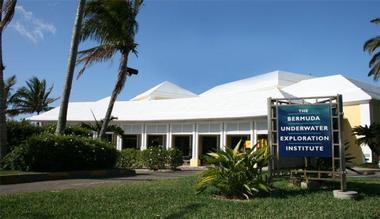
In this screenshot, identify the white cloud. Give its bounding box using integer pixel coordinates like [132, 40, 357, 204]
[10, 6, 56, 43]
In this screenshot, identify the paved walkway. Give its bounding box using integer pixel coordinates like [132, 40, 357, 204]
[0, 169, 201, 195]
[1, 166, 378, 195]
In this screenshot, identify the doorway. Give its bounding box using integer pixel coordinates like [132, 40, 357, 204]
[147, 135, 166, 148]
[226, 135, 250, 149]
[122, 134, 140, 149]
[172, 135, 192, 160]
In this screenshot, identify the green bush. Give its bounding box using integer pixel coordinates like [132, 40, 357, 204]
[6, 121, 92, 154]
[117, 149, 143, 169]
[166, 148, 183, 170]
[6, 121, 43, 152]
[117, 147, 183, 170]
[195, 142, 270, 199]
[41, 124, 92, 137]
[142, 146, 167, 170]
[1, 134, 119, 172]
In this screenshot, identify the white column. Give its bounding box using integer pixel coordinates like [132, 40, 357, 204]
[141, 124, 147, 150]
[116, 135, 122, 151]
[166, 123, 172, 150]
[190, 123, 200, 166]
[360, 103, 373, 163]
[251, 120, 256, 149]
[221, 122, 226, 151]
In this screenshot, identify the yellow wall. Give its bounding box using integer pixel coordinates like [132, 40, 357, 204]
[343, 105, 361, 127]
[342, 105, 364, 165]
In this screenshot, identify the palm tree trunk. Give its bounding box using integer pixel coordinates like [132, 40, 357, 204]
[0, 28, 6, 159]
[0, 0, 17, 159]
[56, 0, 86, 135]
[98, 53, 129, 139]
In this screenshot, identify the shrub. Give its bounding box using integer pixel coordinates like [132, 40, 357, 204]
[6, 121, 43, 152]
[6, 121, 92, 154]
[142, 146, 167, 170]
[41, 124, 92, 137]
[166, 148, 183, 170]
[1, 134, 119, 172]
[117, 148, 143, 169]
[195, 141, 270, 199]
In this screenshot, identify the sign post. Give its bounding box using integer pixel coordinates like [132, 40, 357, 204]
[267, 95, 355, 198]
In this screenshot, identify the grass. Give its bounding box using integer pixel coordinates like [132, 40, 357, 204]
[359, 163, 379, 169]
[0, 170, 32, 176]
[0, 176, 379, 218]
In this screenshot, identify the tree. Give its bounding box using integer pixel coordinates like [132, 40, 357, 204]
[80, 112, 124, 139]
[4, 74, 18, 116]
[77, 0, 142, 139]
[12, 77, 58, 115]
[4, 74, 15, 106]
[0, 0, 17, 159]
[363, 18, 380, 81]
[55, 0, 86, 135]
[353, 123, 380, 163]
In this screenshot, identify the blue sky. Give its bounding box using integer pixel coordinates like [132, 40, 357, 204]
[4, 0, 380, 106]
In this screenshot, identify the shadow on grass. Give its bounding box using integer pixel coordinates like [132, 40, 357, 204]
[164, 203, 204, 219]
[347, 181, 380, 198]
[270, 178, 380, 199]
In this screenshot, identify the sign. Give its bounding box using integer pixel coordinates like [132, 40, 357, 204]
[278, 104, 332, 157]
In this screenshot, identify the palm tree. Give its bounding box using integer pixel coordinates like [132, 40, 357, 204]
[4, 74, 18, 116]
[0, 0, 17, 159]
[77, 0, 142, 139]
[12, 77, 59, 115]
[80, 112, 124, 139]
[353, 123, 380, 163]
[56, 0, 86, 135]
[363, 18, 380, 81]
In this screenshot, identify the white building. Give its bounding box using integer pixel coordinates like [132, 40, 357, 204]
[29, 70, 380, 166]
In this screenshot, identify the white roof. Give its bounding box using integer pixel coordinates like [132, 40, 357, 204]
[130, 81, 197, 101]
[29, 70, 380, 122]
[201, 70, 313, 96]
[282, 74, 380, 103]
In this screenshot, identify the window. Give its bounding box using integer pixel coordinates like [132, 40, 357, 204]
[122, 135, 140, 149]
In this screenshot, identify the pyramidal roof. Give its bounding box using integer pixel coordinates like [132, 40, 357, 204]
[130, 81, 197, 101]
[282, 74, 380, 102]
[200, 70, 313, 96]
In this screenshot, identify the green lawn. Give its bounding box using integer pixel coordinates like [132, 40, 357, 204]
[0, 176, 379, 218]
[0, 170, 30, 176]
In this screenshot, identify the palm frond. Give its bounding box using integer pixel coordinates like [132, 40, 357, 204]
[371, 18, 380, 24]
[369, 51, 380, 68]
[363, 36, 380, 54]
[12, 77, 57, 115]
[368, 61, 380, 81]
[76, 44, 117, 78]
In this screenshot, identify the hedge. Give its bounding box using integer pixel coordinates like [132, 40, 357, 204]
[117, 148, 144, 169]
[1, 134, 119, 172]
[117, 147, 183, 170]
[6, 121, 92, 154]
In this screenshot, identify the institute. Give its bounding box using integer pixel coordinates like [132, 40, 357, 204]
[29, 70, 380, 166]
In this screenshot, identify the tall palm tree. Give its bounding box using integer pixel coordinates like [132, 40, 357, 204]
[56, 0, 86, 135]
[353, 123, 380, 163]
[77, 0, 142, 139]
[363, 18, 380, 81]
[0, 0, 17, 159]
[12, 77, 59, 115]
